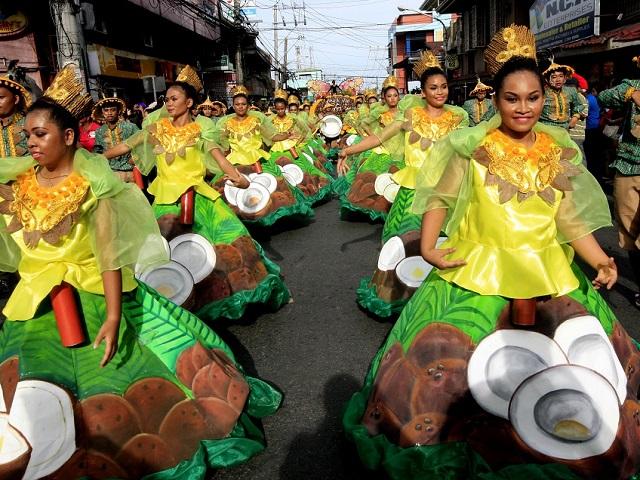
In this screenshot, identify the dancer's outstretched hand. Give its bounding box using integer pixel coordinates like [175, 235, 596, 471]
[94, 317, 120, 368]
[593, 257, 617, 290]
[422, 247, 467, 270]
[337, 153, 351, 177]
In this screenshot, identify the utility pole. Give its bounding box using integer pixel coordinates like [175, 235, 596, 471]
[52, 0, 88, 87]
[234, 0, 244, 85]
[273, 5, 280, 88]
[283, 37, 288, 88]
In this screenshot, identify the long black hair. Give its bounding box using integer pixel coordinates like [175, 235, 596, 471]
[493, 57, 545, 96]
[27, 98, 80, 144]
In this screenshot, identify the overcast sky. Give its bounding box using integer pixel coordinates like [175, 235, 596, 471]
[248, 0, 424, 88]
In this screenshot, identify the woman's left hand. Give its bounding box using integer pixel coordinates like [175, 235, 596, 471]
[94, 317, 120, 367]
[593, 257, 617, 290]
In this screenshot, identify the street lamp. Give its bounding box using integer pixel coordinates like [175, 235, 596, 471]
[397, 6, 448, 75]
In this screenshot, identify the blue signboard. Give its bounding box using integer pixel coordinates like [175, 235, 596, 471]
[529, 0, 600, 49]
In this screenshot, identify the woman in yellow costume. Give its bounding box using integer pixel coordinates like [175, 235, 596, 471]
[334, 76, 405, 222]
[213, 85, 313, 227]
[344, 25, 640, 480]
[267, 88, 332, 204]
[105, 67, 290, 321]
[0, 65, 282, 479]
[339, 50, 469, 317]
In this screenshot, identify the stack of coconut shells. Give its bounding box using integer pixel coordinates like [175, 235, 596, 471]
[213, 166, 297, 220]
[346, 171, 400, 214]
[0, 343, 249, 479]
[370, 232, 446, 303]
[274, 156, 329, 200]
[141, 216, 268, 310]
[362, 297, 640, 478]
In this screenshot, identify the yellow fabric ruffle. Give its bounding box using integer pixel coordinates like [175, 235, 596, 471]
[228, 134, 269, 166]
[436, 160, 579, 298]
[272, 138, 298, 152]
[148, 147, 220, 204]
[3, 191, 136, 321]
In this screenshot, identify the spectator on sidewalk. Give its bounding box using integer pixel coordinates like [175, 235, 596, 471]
[598, 56, 640, 307]
[584, 84, 605, 183]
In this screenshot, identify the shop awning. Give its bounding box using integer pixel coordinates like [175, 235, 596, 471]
[563, 22, 640, 49]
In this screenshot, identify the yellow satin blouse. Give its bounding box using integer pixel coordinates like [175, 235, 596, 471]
[226, 115, 269, 166]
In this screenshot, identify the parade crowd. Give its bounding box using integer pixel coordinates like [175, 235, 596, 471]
[0, 21, 640, 480]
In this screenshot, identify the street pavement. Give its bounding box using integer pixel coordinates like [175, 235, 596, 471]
[214, 197, 640, 480]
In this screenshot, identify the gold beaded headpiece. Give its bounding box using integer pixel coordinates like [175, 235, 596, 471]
[485, 25, 537, 76]
[91, 93, 127, 122]
[0, 76, 31, 111]
[413, 50, 443, 78]
[175, 65, 203, 92]
[274, 88, 288, 101]
[42, 64, 93, 119]
[469, 77, 493, 96]
[381, 75, 399, 92]
[231, 85, 250, 98]
[287, 94, 300, 106]
[197, 96, 215, 109]
[542, 57, 575, 78]
[364, 88, 378, 101]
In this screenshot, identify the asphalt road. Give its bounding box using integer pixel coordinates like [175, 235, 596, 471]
[214, 196, 640, 480]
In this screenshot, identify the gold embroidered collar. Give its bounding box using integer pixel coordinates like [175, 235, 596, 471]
[473, 129, 580, 205]
[0, 168, 90, 248]
[404, 108, 461, 151]
[148, 118, 201, 165]
[227, 115, 260, 137]
[380, 110, 396, 127]
[272, 115, 294, 132]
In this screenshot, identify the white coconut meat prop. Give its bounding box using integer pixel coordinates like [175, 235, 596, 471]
[377, 236, 405, 272]
[0, 413, 31, 480]
[554, 315, 627, 404]
[383, 183, 400, 203]
[236, 183, 272, 217]
[281, 164, 304, 186]
[396, 257, 433, 289]
[249, 173, 278, 194]
[302, 151, 315, 165]
[9, 380, 75, 480]
[468, 330, 568, 419]
[374, 174, 394, 197]
[138, 260, 195, 307]
[509, 365, 620, 460]
[169, 234, 216, 284]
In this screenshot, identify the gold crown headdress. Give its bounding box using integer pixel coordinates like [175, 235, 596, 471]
[469, 76, 493, 96]
[485, 24, 537, 76]
[0, 76, 31, 111]
[413, 50, 443, 78]
[231, 85, 249, 98]
[274, 88, 288, 101]
[287, 94, 300, 106]
[43, 64, 93, 119]
[542, 56, 575, 77]
[197, 96, 215, 109]
[175, 65, 203, 92]
[91, 92, 127, 122]
[382, 75, 399, 92]
[364, 88, 378, 101]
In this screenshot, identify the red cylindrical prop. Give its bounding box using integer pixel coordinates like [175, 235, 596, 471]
[289, 146, 299, 159]
[180, 188, 195, 225]
[511, 298, 537, 326]
[50, 282, 86, 347]
[253, 162, 263, 174]
[133, 167, 144, 189]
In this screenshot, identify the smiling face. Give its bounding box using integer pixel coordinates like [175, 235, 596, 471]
[200, 105, 213, 117]
[24, 109, 76, 168]
[495, 70, 544, 136]
[422, 73, 448, 108]
[165, 86, 193, 118]
[0, 86, 19, 118]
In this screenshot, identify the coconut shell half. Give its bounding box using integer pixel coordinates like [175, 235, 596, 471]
[0, 412, 31, 480]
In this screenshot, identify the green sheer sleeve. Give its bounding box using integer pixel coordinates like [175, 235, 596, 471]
[292, 113, 312, 139]
[253, 111, 276, 147]
[195, 116, 223, 177]
[75, 149, 169, 273]
[396, 94, 426, 121]
[212, 114, 232, 151]
[0, 215, 21, 272]
[124, 128, 156, 175]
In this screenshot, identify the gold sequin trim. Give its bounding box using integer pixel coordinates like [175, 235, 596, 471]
[148, 118, 201, 164]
